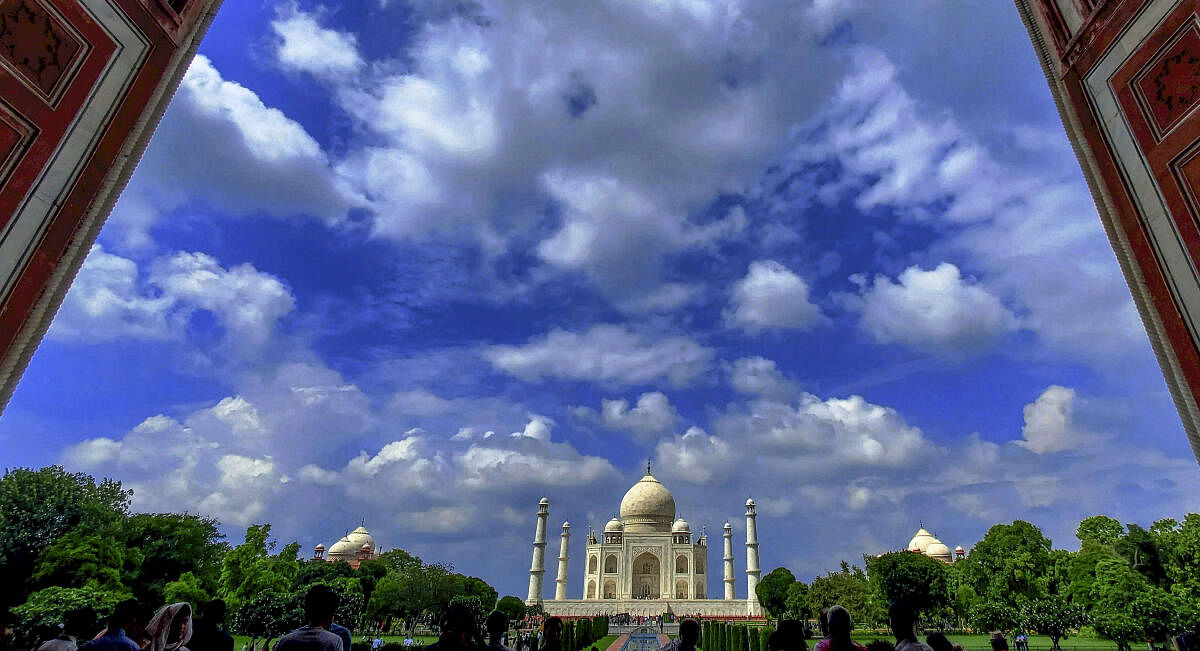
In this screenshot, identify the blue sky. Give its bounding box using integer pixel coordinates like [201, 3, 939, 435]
[3, 0, 1200, 597]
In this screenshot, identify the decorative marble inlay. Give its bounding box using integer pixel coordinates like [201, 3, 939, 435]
[0, 0, 84, 99]
[1137, 27, 1200, 134]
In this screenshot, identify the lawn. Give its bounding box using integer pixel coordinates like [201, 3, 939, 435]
[848, 632, 1117, 651]
[591, 634, 620, 651]
[233, 634, 441, 651]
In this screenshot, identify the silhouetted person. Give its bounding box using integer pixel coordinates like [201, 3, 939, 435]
[770, 621, 808, 651]
[275, 585, 343, 651]
[660, 619, 700, 651]
[89, 600, 144, 651]
[815, 607, 865, 651]
[540, 618, 563, 651]
[427, 603, 481, 651]
[328, 623, 352, 651]
[485, 611, 511, 651]
[924, 634, 951, 651]
[189, 600, 234, 651]
[887, 602, 931, 651]
[39, 608, 97, 651]
[864, 642, 894, 651]
[988, 634, 1007, 651]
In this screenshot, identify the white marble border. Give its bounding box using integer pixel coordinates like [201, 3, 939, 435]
[1084, 0, 1200, 347]
[0, 0, 151, 296]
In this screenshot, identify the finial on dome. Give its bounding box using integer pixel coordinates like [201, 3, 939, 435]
[647, 458, 652, 475]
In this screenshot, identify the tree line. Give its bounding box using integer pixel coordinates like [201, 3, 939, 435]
[0, 467, 505, 649]
[754, 517, 1200, 650]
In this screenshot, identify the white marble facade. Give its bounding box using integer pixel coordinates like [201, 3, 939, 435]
[527, 468, 763, 617]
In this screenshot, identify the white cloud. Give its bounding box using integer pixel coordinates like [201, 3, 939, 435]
[654, 426, 733, 484]
[1017, 385, 1087, 454]
[852, 262, 1018, 354]
[108, 55, 360, 249]
[51, 246, 294, 356]
[724, 260, 824, 333]
[271, 6, 364, 80]
[726, 356, 797, 401]
[482, 325, 714, 387]
[578, 392, 678, 441]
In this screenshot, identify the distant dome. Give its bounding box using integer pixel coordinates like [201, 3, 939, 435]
[672, 518, 691, 533]
[620, 472, 676, 533]
[926, 542, 953, 563]
[723, 522, 732, 529]
[539, 497, 549, 505]
[328, 525, 375, 559]
[954, 545, 965, 553]
[604, 517, 624, 533]
[908, 528, 937, 553]
[746, 498, 756, 507]
[314, 544, 325, 551]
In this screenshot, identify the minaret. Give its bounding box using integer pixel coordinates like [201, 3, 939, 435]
[555, 521, 570, 600]
[526, 497, 549, 605]
[745, 498, 761, 614]
[723, 521, 735, 600]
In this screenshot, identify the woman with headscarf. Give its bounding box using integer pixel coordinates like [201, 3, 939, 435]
[144, 604, 192, 651]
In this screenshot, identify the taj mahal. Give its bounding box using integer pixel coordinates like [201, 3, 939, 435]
[525, 466, 764, 618]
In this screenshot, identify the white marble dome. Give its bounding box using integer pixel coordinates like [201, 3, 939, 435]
[619, 472, 676, 533]
[672, 518, 691, 533]
[604, 517, 624, 532]
[926, 542, 953, 562]
[908, 527, 937, 553]
[328, 525, 375, 558]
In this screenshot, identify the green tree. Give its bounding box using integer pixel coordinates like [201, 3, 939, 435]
[757, 568, 797, 619]
[867, 552, 950, 616]
[12, 586, 127, 649]
[231, 590, 303, 645]
[0, 466, 131, 610]
[968, 602, 1019, 635]
[163, 571, 211, 606]
[457, 576, 499, 613]
[1115, 525, 1168, 588]
[956, 521, 1052, 610]
[219, 525, 295, 611]
[119, 513, 225, 604]
[1019, 596, 1088, 650]
[809, 562, 880, 627]
[1130, 588, 1186, 645]
[30, 527, 126, 592]
[1076, 516, 1125, 546]
[1093, 611, 1141, 651]
[784, 581, 809, 620]
[495, 596, 526, 625]
[1149, 514, 1200, 602]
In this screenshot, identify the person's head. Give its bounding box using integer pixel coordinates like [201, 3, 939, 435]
[926, 633, 952, 651]
[63, 607, 97, 639]
[304, 585, 340, 628]
[543, 618, 562, 645]
[485, 611, 507, 642]
[888, 601, 918, 643]
[679, 619, 700, 648]
[988, 634, 1008, 651]
[167, 604, 191, 646]
[826, 607, 851, 640]
[770, 621, 807, 651]
[440, 602, 479, 649]
[201, 600, 227, 626]
[109, 599, 143, 632]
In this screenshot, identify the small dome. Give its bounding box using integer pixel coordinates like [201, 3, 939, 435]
[723, 521, 732, 529]
[604, 517, 624, 532]
[746, 498, 756, 507]
[672, 518, 691, 533]
[619, 472, 676, 533]
[539, 497, 550, 505]
[954, 545, 965, 553]
[907, 528, 937, 554]
[926, 542, 953, 562]
[314, 543, 326, 551]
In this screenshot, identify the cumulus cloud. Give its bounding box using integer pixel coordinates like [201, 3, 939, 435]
[50, 246, 294, 355]
[724, 261, 824, 333]
[851, 263, 1018, 354]
[654, 427, 733, 484]
[271, 5, 364, 80]
[482, 325, 714, 387]
[1017, 385, 1088, 454]
[726, 356, 797, 401]
[107, 55, 359, 249]
[796, 47, 1144, 364]
[575, 392, 678, 441]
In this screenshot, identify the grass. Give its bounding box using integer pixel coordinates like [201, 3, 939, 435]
[233, 634, 441, 650]
[847, 632, 1117, 651]
[591, 634, 620, 650]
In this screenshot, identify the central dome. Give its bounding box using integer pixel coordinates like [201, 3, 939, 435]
[619, 472, 676, 533]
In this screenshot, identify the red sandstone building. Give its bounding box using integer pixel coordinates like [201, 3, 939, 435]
[1019, 0, 1200, 462]
[0, 0, 222, 407]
